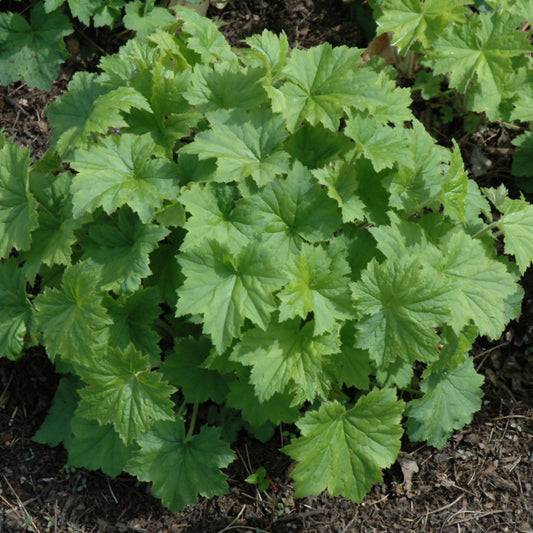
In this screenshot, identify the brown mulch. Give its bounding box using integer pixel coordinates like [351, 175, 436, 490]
[1, 1, 533, 532]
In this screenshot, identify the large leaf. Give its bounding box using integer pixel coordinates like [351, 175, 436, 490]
[175, 5, 235, 63]
[69, 416, 137, 477]
[269, 43, 364, 132]
[0, 141, 38, 258]
[283, 389, 404, 502]
[176, 240, 285, 353]
[184, 62, 268, 112]
[34, 263, 112, 363]
[20, 171, 88, 282]
[344, 111, 413, 172]
[180, 108, 290, 187]
[82, 207, 169, 294]
[180, 182, 256, 254]
[126, 418, 235, 512]
[434, 230, 520, 338]
[406, 357, 484, 449]
[102, 288, 162, 363]
[240, 162, 342, 261]
[70, 134, 179, 223]
[483, 186, 533, 274]
[230, 318, 340, 404]
[76, 345, 176, 443]
[0, 3, 72, 89]
[430, 13, 532, 117]
[377, 0, 467, 53]
[352, 256, 452, 368]
[47, 72, 149, 157]
[278, 243, 353, 335]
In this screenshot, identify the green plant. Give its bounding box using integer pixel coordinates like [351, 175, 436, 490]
[2, 4, 533, 513]
[245, 467, 272, 492]
[352, 0, 533, 188]
[0, 0, 178, 90]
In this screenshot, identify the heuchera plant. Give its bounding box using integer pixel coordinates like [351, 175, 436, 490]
[2, 5, 533, 512]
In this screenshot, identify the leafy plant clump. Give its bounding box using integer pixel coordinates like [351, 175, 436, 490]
[2, 5, 533, 512]
[349, 0, 533, 189]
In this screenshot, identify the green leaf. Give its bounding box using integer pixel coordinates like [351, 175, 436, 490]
[230, 319, 339, 404]
[123, 0, 176, 37]
[430, 13, 532, 117]
[269, 43, 364, 132]
[283, 389, 404, 502]
[226, 379, 300, 429]
[34, 263, 112, 363]
[278, 243, 353, 335]
[325, 321, 371, 390]
[0, 141, 38, 257]
[180, 182, 255, 254]
[69, 416, 137, 477]
[126, 418, 235, 512]
[175, 5, 235, 64]
[185, 63, 268, 112]
[70, 134, 179, 223]
[19, 171, 87, 282]
[484, 187, 533, 274]
[46, 72, 150, 157]
[386, 120, 450, 215]
[176, 240, 285, 353]
[243, 29, 289, 80]
[240, 162, 342, 261]
[406, 357, 484, 449]
[352, 256, 452, 368]
[312, 162, 366, 223]
[161, 336, 231, 404]
[0, 4, 72, 89]
[433, 230, 519, 338]
[33, 374, 81, 449]
[180, 108, 290, 187]
[344, 111, 413, 172]
[351, 69, 414, 125]
[440, 140, 469, 223]
[82, 207, 169, 294]
[76, 345, 176, 443]
[377, 0, 467, 53]
[284, 123, 352, 169]
[103, 288, 162, 363]
[0, 259, 33, 360]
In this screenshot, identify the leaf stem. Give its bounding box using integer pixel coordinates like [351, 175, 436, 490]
[185, 402, 199, 441]
[471, 220, 499, 240]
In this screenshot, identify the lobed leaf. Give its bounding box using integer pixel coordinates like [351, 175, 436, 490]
[284, 389, 404, 502]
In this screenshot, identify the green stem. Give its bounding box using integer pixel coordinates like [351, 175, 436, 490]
[471, 220, 499, 240]
[185, 402, 199, 442]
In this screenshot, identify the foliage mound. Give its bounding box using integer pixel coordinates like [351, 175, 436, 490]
[1, 2, 533, 512]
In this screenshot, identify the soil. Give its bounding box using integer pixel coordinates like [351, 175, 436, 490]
[1, 1, 533, 532]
